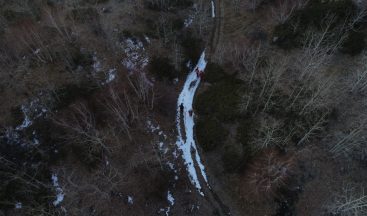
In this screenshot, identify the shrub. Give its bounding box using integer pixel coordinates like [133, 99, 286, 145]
[222, 143, 244, 172]
[0, 130, 53, 210]
[195, 78, 244, 122]
[3, 10, 32, 24]
[195, 117, 228, 151]
[148, 56, 178, 80]
[10, 106, 24, 127]
[237, 117, 256, 147]
[205, 63, 227, 83]
[71, 48, 93, 69]
[272, 23, 302, 49]
[272, 0, 358, 49]
[82, 0, 110, 4]
[340, 31, 366, 56]
[70, 142, 101, 168]
[172, 18, 184, 31]
[247, 151, 295, 198]
[53, 83, 97, 109]
[69, 7, 100, 24]
[180, 33, 204, 62]
[145, 0, 193, 11]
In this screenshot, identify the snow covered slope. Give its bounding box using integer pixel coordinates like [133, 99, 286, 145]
[176, 52, 209, 196]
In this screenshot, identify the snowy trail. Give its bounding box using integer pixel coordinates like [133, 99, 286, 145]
[176, 52, 209, 195]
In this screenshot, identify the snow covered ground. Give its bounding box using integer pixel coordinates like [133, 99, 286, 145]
[51, 174, 64, 206]
[92, 54, 118, 85]
[16, 97, 48, 131]
[211, 1, 215, 18]
[176, 52, 209, 196]
[121, 38, 149, 72]
[146, 119, 179, 215]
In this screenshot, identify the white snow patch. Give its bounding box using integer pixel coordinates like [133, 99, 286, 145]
[211, 1, 215, 18]
[33, 48, 41, 55]
[121, 38, 149, 71]
[144, 36, 151, 44]
[16, 98, 49, 131]
[92, 55, 103, 73]
[92, 54, 118, 85]
[167, 191, 175, 206]
[167, 162, 175, 171]
[173, 78, 179, 84]
[184, 15, 194, 27]
[16, 105, 32, 130]
[176, 51, 209, 196]
[104, 68, 117, 84]
[127, 196, 134, 205]
[51, 174, 64, 206]
[161, 191, 175, 216]
[15, 202, 22, 209]
[32, 134, 40, 145]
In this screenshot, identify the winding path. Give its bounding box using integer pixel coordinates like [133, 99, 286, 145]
[174, 1, 230, 215]
[176, 52, 208, 195]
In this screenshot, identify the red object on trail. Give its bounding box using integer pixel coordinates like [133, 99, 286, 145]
[195, 68, 199, 77]
[199, 71, 204, 79]
[189, 110, 193, 117]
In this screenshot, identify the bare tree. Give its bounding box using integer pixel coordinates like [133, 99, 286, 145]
[287, 14, 346, 112]
[330, 117, 367, 157]
[245, 0, 265, 12]
[325, 184, 367, 216]
[193, 0, 211, 37]
[44, 8, 74, 43]
[238, 43, 264, 85]
[247, 151, 295, 197]
[127, 73, 154, 109]
[104, 86, 138, 141]
[298, 74, 335, 115]
[251, 117, 282, 151]
[54, 103, 110, 158]
[271, 0, 309, 24]
[61, 165, 127, 215]
[296, 112, 328, 145]
[351, 52, 367, 93]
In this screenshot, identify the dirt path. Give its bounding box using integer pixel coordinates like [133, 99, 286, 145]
[208, 0, 223, 59]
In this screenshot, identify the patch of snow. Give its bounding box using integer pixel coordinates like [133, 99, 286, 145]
[167, 162, 175, 171]
[104, 68, 117, 84]
[15, 202, 22, 209]
[144, 36, 151, 44]
[176, 51, 209, 196]
[186, 60, 192, 69]
[51, 174, 64, 206]
[161, 191, 175, 216]
[173, 78, 179, 84]
[33, 48, 41, 55]
[16, 105, 32, 130]
[16, 97, 49, 131]
[146, 120, 160, 133]
[32, 136, 40, 145]
[121, 38, 149, 71]
[167, 191, 174, 206]
[92, 55, 103, 73]
[211, 1, 215, 18]
[92, 54, 118, 85]
[127, 196, 134, 205]
[184, 15, 194, 27]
